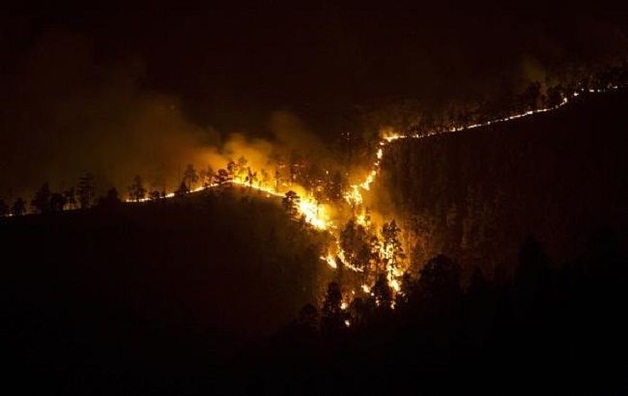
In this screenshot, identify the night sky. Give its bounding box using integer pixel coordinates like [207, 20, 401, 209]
[1, 1, 626, 197]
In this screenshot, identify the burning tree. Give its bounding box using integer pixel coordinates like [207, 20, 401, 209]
[237, 156, 248, 181]
[245, 167, 258, 189]
[340, 218, 373, 274]
[289, 150, 304, 184]
[213, 168, 232, 189]
[199, 165, 214, 189]
[226, 157, 248, 182]
[381, 220, 405, 288]
[325, 171, 344, 203]
[260, 169, 270, 189]
[182, 164, 199, 191]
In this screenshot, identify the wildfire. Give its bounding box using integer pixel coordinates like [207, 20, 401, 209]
[344, 185, 363, 207]
[355, 213, 368, 227]
[326, 85, 615, 302]
[297, 199, 330, 229]
[228, 178, 332, 230]
[119, 85, 621, 307]
[321, 253, 338, 269]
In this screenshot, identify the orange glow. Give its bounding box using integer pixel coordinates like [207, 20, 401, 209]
[321, 254, 337, 269]
[117, 85, 618, 307]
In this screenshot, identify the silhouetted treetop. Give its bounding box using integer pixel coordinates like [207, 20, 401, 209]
[30, 182, 52, 214]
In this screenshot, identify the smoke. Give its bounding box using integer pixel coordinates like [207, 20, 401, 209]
[0, 28, 339, 203]
[0, 28, 221, 200]
[269, 110, 328, 155]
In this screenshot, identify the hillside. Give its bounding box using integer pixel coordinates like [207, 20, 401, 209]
[1, 189, 331, 393]
[2, 90, 627, 395]
[380, 89, 628, 280]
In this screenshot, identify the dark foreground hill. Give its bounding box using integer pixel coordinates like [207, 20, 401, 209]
[380, 89, 628, 280]
[1, 190, 331, 394]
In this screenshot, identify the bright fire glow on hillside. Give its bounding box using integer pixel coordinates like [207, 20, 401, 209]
[111, 85, 624, 308]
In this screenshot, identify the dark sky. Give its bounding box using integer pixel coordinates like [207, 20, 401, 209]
[1, 0, 626, 198]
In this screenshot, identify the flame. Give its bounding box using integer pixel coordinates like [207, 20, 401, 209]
[297, 199, 329, 229]
[228, 178, 332, 230]
[117, 85, 622, 306]
[389, 278, 401, 293]
[344, 185, 363, 207]
[334, 86, 612, 297]
[321, 254, 337, 269]
[355, 213, 368, 227]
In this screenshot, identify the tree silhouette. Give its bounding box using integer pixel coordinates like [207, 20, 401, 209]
[77, 173, 95, 209]
[31, 182, 52, 214]
[381, 220, 405, 278]
[245, 167, 258, 189]
[175, 180, 189, 196]
[148, 190, 161, 200]
[260, 169, 270, 188]
[348, 297, 370, 329]
[340, 218, 372, 273]
[236, 156, 248, 181]
[199, 165, 214, 189]
[226, 159, 238, 181]
[367, 234, 383, 277]
[213, 168, 232, 189]
[326, 170, 343, 202]
[182, 164, 199, 191]
[321, 282, 345, 337]
[546, 84, 564, 108]
[49, 192, 66, 212]
[63, 188, 77, 210]
[518, 81, 542, 111]
[416, 254, 462, 311]
[128, 175, 147, 201]
[371, 274, 393, 309]
[289, 150, 303, 184]
[98, 187, 121, 208]
[282, 190, 300, 218]
[11, 197, 26, 216]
